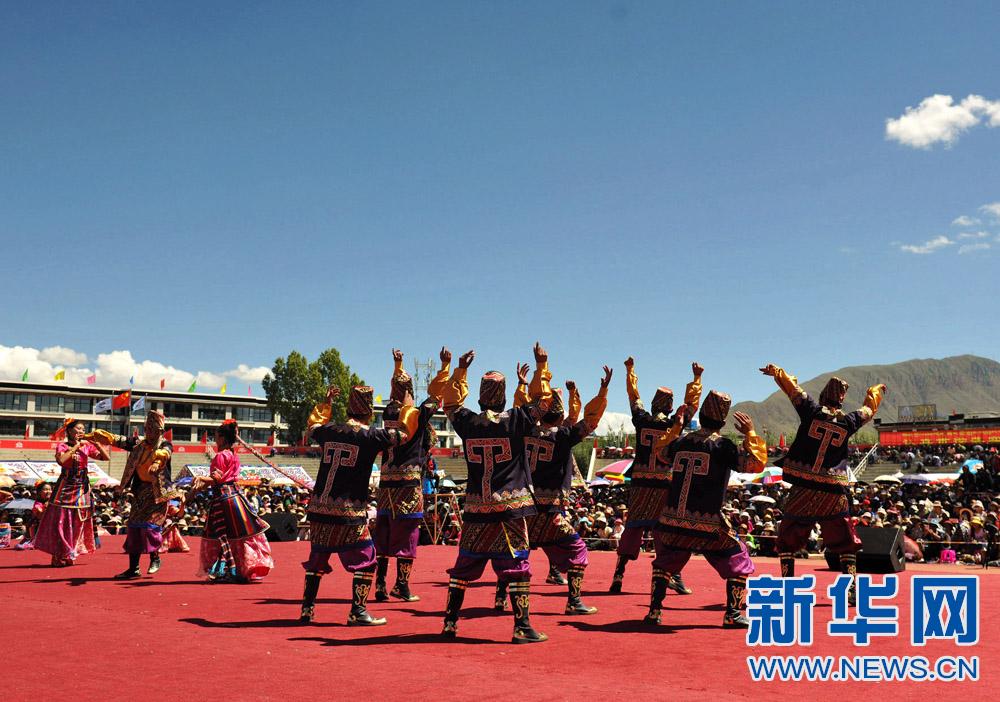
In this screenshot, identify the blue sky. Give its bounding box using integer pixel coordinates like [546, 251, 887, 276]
[2, 2, 999, 420]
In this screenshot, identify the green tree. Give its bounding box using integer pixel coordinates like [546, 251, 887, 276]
[262, 349, 364, 444]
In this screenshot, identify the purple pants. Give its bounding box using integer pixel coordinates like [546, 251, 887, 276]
[124, 525, 163, 555]
[541, 536, 589, 572]
[652, 540, 754, 579]
[374, 514, 420, 559]
[303, 542, 377, 574]
[616, 526, 648, 560]
[448, 554, 531, 583]
[777, 515, 862, 555]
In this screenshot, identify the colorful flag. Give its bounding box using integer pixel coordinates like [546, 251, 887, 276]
[54, 370, 66, 381]
[94, 397, 112, 413]
[247, 385, 252, 396]
[132, 396, 146, 413]
[50, 424, 67, 441]
[164, 428, 173, 442]
[220, 383, 227, 395]
[21, 369, 28, 381]
[160, 378, 165, 390]
[187, 381, 197, 393]
[24, 426, 30, 439]
[112, 390, 131, 410]
[129, 375, 134, 386]
[375, 394, 383, 404]
[87, 374, 97, 385]
[201, 431, 208, 444]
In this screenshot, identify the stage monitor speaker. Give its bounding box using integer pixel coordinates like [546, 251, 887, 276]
[262, 513, 299, 542]
[823, 526, 905, 573]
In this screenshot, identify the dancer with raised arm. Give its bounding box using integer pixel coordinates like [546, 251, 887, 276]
[761, 364, 886, 604]
[373, 347, 450, 603]
[610, 359, 703, 594]
[299, 385, 411, 626]
[440, 344, 554, 643]
[646, 393, 767, 628]
[35, 418, 108, 567]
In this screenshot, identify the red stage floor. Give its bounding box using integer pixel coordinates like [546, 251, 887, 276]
[2, 537, 997, 701]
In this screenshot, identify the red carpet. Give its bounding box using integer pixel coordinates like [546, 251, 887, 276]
[3, 537, 997, 701]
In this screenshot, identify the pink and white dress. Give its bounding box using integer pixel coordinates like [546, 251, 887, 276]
[34, 442, 99, 563]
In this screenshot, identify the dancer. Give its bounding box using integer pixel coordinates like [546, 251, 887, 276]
[88, 411, 176, 579]
[610, 358, 703, 594]
[35, 418, 107, 566]
[300, 385, 411, 626]
[440, 344, 554, 644]
[645, 392, 767, 627]
[760, 364, 885, 603]
[514, 359, 612, 615]
[374, 348, 450, 603]
[190, 419, 273, 583]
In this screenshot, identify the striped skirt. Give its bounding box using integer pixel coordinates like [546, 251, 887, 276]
[205, 484, 269, 540]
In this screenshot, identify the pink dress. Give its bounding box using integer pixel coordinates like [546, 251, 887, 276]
[197, 449, 274, 582]
[34, 442, 99, 562]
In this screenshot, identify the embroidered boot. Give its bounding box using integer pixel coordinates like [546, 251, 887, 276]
[643, 568, 669, 624]
[509, 581, 547, 644]
[723, 576, 750, 628]
[565, 566, 598, 615]
[390, 558, 420, 602]
[441, 577, 468, 638]
[300, 571, 322, 623]
[348, 567, 387, 626]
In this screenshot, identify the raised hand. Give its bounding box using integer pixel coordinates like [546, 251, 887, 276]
[759, 364, 778, 377]
[733, 411, 755, 435]
[533, 341, 548, 364]
[392, 348, 404, 363]
[458, 350, 475, 369]
[565, 379, 576, 392]
[672, 404, 689, 424]
[516, 363, 529, 385]
[692, 362, 704, 377]
[325, 385, 341, 403]
[440, 347, 452, 365]
[600, 366, 613, 388]
[624, 356, 635, 369]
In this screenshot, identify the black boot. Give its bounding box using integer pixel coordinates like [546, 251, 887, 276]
[779, 552, 795, 578]
[723, 576, 750, 628]
[509, 581, 547, 644]
[644, 568, 669, 624]
[494, 580, 508, 611]
[666, 571, 693, 595]
[374, 556, 390, 602]
[546, 564, 568, 585]
[148, 552, 161, 575]
[300, 571, 322, 623]
[565, 566, 597, 615]
[114, 553, 142, 580]
[442, 577, 468, 638]
[348, 567, 387, 626]
[390, 558, 420, 602]
[840, 554, 858, 607]
[609, 555, 628, 593]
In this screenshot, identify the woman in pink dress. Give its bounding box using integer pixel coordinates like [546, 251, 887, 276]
[35, 419, 109, 566]
[192, 420, 273, 582]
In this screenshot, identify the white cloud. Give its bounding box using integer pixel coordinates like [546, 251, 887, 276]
[957, 231, 990, 239]
[885, 94, 1000, 148]
[1, 344, 267, 391]
[979, 202, 1000, 221]
[898, 235, 954, 254]
[958, 242, 991, 255]
[595, 411, 632, 437]
[952, 215, 980, 227]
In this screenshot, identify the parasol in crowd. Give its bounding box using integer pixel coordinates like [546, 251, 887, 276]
[0, 476, 15, 488]
[588, 478, 611, 487]
[0, 498, 35, 512]
[749, 466, 783, 485]
[874, 474, 902, 484]
[749, 495, 776, 504]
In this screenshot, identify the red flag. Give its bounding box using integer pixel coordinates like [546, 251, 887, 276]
[24, 426, 30, 439]
[160, 378, 166, 390]
[86, 374, 96, 385]
[112, 390, 131, 410]
[132, 427, 139, 438]
[779, 434, 786, 449]
[201, 431, 208, 444]
[50, 425, 66, 441]
[267, 432, 275, 447]
[164, 428, 173, 442]
[247, 385, 252, 396]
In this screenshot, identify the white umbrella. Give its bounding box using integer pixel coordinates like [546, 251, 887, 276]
[874, 475, 902, 484]
[749, 495, 775, 504]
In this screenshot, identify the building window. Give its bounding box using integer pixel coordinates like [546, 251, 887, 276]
[33, 419, 64, 436]
[430, 417, 448, 431]
[163, 402, 192, 419]
[252, 428, 271, 443]
[234, 406, 272, 422]
[35, 394, 65, 413]
[0, 393, 27, 411]
[168, 426, 192, 442]
[198, 405, 226, 421]
[0, 418, 27, 436]
[66, 396, 94, 413]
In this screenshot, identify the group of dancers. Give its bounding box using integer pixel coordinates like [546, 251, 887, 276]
[27, 344, 886, 644]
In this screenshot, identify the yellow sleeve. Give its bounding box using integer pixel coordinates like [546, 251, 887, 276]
[581, 386, 607, 432]
[859, 384, 886, 421]
[652, 416, 684, 463]
[308, 402, 333, 426]
[527, 360, 552, 401]
[84, 429, 119, 447]
[397, 405, 420, 440]
[771, 366, 806, 402]
[513, 381, 530, 408]
[626, 364, 640, 408]
[149, 448, 172, 474]
[742, 431, 768, 473]
[566, 385, 582, 424]
[442, 367, 469, 414]
[684, 374, 703, 412]
[426, 361, 451, 402]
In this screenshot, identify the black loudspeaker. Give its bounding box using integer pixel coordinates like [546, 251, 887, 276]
[262, 513, 299, 542]
[823, 527, 905, 573]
